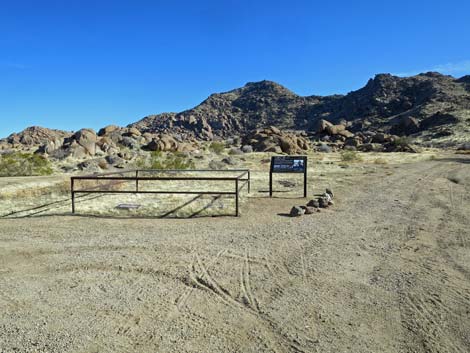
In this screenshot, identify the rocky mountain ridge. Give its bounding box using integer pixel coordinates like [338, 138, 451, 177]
[129, 72, 470, 142]
[1, 72, 469, 172]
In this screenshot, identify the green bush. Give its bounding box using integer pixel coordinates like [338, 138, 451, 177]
[137, 151, 195, 170]
[0, 152, 53, 176]
[209, 142, 225, 154]
[340, 150, 363, 162]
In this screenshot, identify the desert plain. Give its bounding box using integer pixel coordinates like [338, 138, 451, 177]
[0, 151, 469, 353]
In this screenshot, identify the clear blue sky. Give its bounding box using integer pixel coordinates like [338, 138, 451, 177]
[1, 0, 469, 138]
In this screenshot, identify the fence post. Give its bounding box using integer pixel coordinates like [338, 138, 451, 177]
[71, 178, 75, 214]
[135, 170, 139, 192]
[235, 178, 239, 217]
[248, 170, 251, 194]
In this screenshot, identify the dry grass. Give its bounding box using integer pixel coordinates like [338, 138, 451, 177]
[0, 151, 454, 218]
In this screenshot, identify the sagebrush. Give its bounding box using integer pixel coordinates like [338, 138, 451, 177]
[0, 152, 53, 176]
[136, 151, 195, 170]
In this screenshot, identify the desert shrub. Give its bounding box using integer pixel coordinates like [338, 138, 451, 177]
[340, 150, 363, 162]
[393, 136, 413, 147]
[209, 142, 225, 154]
[0, 152, 53, 176]
[318, 144, 332, 153]
[137, 151, 195, 170]
[374, 158, 388, 164]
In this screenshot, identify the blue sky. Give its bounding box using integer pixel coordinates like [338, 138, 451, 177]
[1, 0, 469, 137]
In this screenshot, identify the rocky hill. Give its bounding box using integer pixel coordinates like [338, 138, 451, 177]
[0, 72, 469, 173]
[130, 72, 470, 143]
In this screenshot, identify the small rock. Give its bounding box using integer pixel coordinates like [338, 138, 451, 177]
[290, 206, 305, 217]
[318, 197, 329, 208]
[307, 199, 320, 208]
[325, 188, 334, 199]
[221, 157, 236, 165]
[304, 206, 316, 214]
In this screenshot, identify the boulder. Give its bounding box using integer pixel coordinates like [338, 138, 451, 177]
[391, 116, 420, 135]
[123, 127, 142, 137]
[337, 129, 354, 138]
[242, 127, 309, 154]
[372, 133, 391, 144]
[120, 136, 138, 149]
[146, 135, 179, 152]
[325, 124, 346, 135]
[316, 119, 333, 133]
[358, 143, 384, 152]
[105, 155, 125, 166]
[72, 128, 97, 155]
[98, 125, 120, 136]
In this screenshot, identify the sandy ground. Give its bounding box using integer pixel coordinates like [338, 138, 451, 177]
[0, 153, 469, 352]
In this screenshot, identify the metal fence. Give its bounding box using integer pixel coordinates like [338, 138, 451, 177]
[71, 169, 250, 217]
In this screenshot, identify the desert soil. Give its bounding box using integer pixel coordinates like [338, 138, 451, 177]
[1, 154, 469, 353]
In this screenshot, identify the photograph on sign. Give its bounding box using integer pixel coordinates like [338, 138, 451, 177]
[271, 156, 306, 173]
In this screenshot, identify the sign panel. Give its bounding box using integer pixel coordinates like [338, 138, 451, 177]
[269, 156, 307, 197]
[271, 156, 306, 173]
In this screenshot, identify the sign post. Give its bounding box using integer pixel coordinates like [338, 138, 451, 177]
[269, 156, 307, 198]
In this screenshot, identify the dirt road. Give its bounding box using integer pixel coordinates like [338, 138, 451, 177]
[0, 156, 469, 352]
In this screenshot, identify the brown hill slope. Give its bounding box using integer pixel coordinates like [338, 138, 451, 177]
[130, 72, 470, 143]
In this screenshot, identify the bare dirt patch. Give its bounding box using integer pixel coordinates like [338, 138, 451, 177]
[0, 152, 469, 352]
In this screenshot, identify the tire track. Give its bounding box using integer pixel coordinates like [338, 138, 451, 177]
[176, 248, 227, 311]
[190, 252, 311, 353]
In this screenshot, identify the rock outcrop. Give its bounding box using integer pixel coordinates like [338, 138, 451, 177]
[241, 126, 310, 154]
[129, 73, 470, 145]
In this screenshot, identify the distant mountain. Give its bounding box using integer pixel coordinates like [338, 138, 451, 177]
[130, 72, 470, 142]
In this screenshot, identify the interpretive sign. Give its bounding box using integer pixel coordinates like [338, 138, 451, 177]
[269, 156, 307, 197]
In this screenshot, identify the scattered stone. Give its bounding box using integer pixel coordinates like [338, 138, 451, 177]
[318, 197, 329, 208]
[325, 188, 334, 199]
[221, 157, 236, 165]
[307, 199, 320, 208]
[290, 206, 305, 217]
[304, 206, 316, 214]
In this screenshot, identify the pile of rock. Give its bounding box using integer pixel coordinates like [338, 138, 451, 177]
[241, 126, 310, 154]
[312, 119, 417, 153]
[290, 188, 334, 217]
[3, 126, 71, 150]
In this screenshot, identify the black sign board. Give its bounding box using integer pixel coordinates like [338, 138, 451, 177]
[269, 156, 307, 197]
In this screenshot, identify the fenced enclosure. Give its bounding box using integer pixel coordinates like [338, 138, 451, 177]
[71, 169, 250, 217]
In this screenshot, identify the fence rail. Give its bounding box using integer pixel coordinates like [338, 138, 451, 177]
[71, 169, 250, 217]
